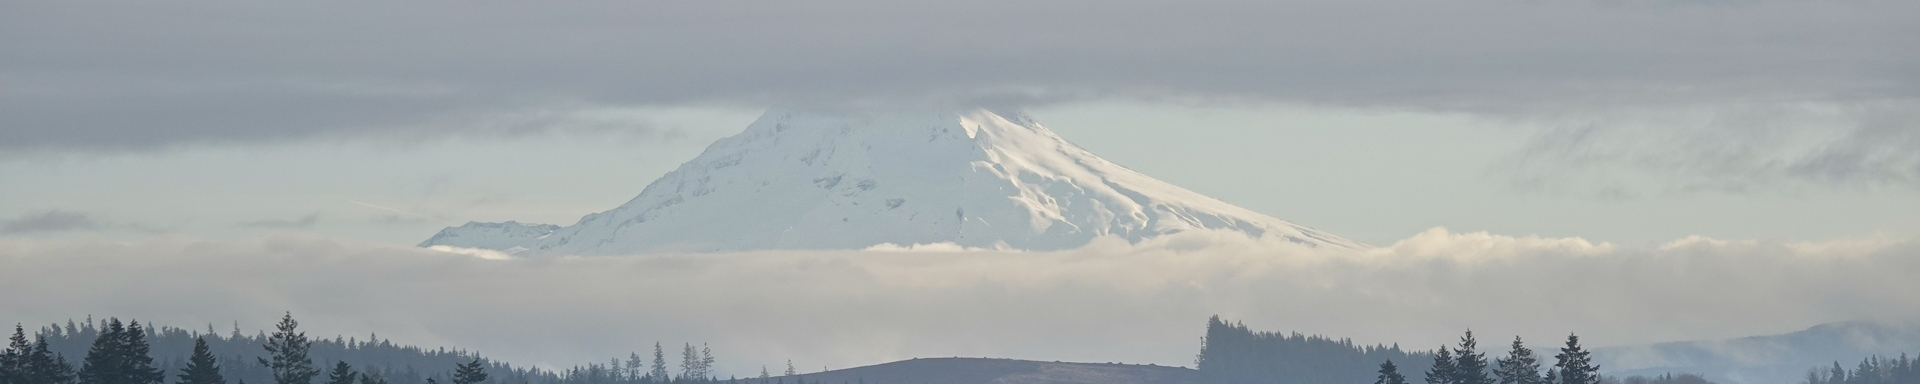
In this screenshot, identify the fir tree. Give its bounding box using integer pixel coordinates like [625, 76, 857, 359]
[679, 344, 699, 381]
[27, 336, 78, 384]
[176, 338, 225, 384]
[1378, 360, 1410, 384]
[699, 345, 715, 381]
[783, 361, 794, 377]
[1494, 336, 1542, 384]
[4, 324, 29, 384]
[324, 362, 355, 384]
[355, 372, 385, 384]
[649, 344, 668, 382]
[1552, 334, 1599, 384]
[78, 319, 163, 384]
[258, 313, 319, 384]
[1454, 331, 1493, 384]
[1428, 346, 1457, 384]
[452, 359, 487, 384]
[626, 353, 644, 382]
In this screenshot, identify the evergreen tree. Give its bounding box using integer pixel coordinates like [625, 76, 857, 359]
[784, 361, 794, 377]
[176, 338, 225, 384]
[452, 359, 487, 384]
[26, 336, 76, 384]
[27, 337, 77, 384]
[1454, 331, 1493, 384]
[1552, 335, 1599, 384]
[325, 362, 356, 384]
[679, 344, 698, 381]
[356, 372, 385, 384]
[648, 344, 668, 382]
[626, 353, 644, 381]
[78, 318, 163, 384]
[699, 345, 715, 381]
[757, 367, 769, 380]
[4, 324, 28, 384]
[1428, 346, 1457, 384]
[1378, 360, 1409, 384]
[259, 313, 319, 384]
[1495, 336, 1542, 384]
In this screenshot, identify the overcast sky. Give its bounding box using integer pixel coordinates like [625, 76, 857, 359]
[3, 0, 1919, 376]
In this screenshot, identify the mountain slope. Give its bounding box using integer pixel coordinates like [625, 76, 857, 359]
[1595, 321, 1920, 384]
[422, 107, 1360, 255]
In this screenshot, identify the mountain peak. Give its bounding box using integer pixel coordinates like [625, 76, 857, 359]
[423, 107, 1361, 255]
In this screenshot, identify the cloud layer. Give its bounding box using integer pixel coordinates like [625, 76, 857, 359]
[2, 229, 1916, 376]
[4, 0, 1916, 152]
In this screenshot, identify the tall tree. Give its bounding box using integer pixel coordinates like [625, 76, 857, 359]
[1378, 360, 1409, 384]
[699, 345, 716, 381]
[451, 359, 487, 384]
[784, 361, 795, 377]
[649, 344, 669, 382]
[4, 324, 29, 384]
[259, 313, 319, 384]
[78, 318, 163, 384]
[1427, 346, 1457, 384]
[1494, 336, 1542, 384]
[176, 338, 225, 384]
[26, 336, 77, 384]
[680, 344, 699, 381]
[626, 353, 644, 381]
[324, 362, 355, 384]
[1552, 334, 1599, 384]
[1454, 331, 1493, 384]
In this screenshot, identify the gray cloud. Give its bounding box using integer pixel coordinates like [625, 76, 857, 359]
[3, 0, 1916, 152]
[1, 229, 1915, 377]
[235, 214, 320, 229]
[0, 211, 102, 234]
[1502, 102, 1920, 194]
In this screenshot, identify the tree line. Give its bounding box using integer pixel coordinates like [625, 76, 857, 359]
[1372, 331, 1600, 384]
[2, 314, 790, 384]
[1804, 354, 1919, 384]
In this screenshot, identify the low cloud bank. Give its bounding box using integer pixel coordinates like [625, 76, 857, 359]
[1, 229, 1916, 376]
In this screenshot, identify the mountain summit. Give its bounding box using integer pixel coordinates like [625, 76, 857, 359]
[421, 108, 1361, 255]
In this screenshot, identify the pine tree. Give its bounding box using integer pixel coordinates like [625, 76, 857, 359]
[1495, 336, 1542, 384]
[4, 324, 29, 384]
[259, 313, 319, 384]
[699, 345, 715, 381]
[783, 361, 794, 377]
[78, 318, 162, 384]
[27, 336, 78, 384]
[176, 338, 225, 384]
[1454, 331, 1493, 384]
[451, 359, 487, 384]
[324, 362, 355, 384]
[758, 367, 769, 380]
[356, 371, 385, 384]
[1428, 346, 1457, 384]
[680, 344, 699, 381]
[1552, 334, 1598, 384]
[1378, 360, 1409, 384]
[626, 353, 644, 381]
[649, 344, 669, 382]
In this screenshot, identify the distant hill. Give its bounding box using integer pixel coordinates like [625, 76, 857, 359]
[1595, 321, 1920, 384]
[761, 358, 1197, 384]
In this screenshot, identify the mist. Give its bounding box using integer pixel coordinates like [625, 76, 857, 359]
[3, 229, 1915, 376]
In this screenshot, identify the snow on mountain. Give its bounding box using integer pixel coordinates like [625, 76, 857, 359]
[418, 221, 559, 255]
[421, 107, 1362, 255]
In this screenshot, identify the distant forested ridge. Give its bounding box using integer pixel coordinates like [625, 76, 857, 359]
[3, 315, 735, 384]
[1802, 355, 1918, 384]
[1195, 316, 1434, 384]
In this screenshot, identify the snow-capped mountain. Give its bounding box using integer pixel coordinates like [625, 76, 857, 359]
[421, 107, 1361, 255]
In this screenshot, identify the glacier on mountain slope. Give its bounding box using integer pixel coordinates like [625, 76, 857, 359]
[421, 107, 1363, 255]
